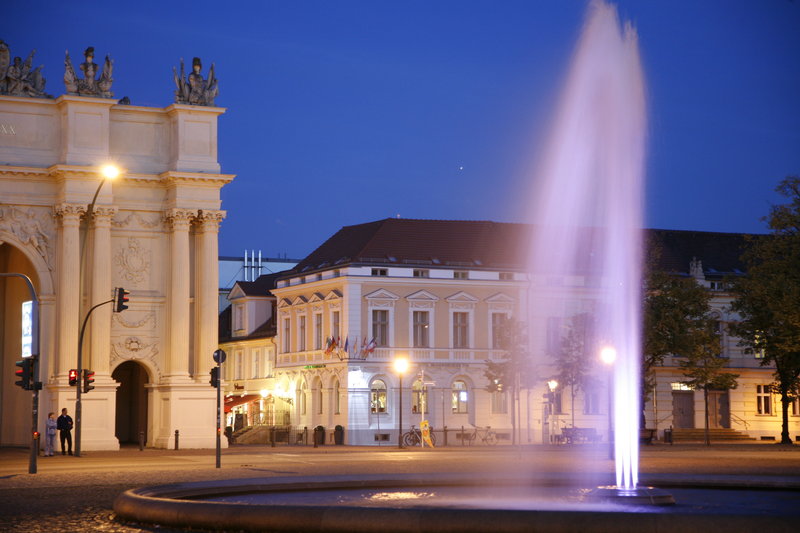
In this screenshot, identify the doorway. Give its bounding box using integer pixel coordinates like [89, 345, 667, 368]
[112, 361, 148, 445]
[708, 390, 731, 429]
[672, 391, 694, 429]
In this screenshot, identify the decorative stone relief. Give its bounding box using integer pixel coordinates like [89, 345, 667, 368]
[114, 237, 151, 285]
[0, 205, 55, 268]
[64, 46, 114, 98]
[163, 208, 196, 230]
[0, 40, 51, 98]
[113, 311, 156, 329]
[110, 336, 161, 380]
[112, 211, 162, 229]
[173, 57, 218, 106]
[195, 209, 226, 232]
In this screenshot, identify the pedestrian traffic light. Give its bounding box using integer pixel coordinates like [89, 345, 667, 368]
[83, 369, 95, 393]
[15, 358, 33, 390]
[115, 287, 130, 313]
[209, 367, 219, 388]
[69, 368, 78, 386]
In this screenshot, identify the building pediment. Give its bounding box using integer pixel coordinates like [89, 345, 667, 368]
[405, 289, 439, 301]
[291, 295, 308, 306]
[364, 288, 399, 301]
[324, 289, 343, 300]
[278, 298, 293, 308]
[445, 291, 478, 303]
[308, 292, 325, 303]
[228, 284, 247, 301]
[486, 292, 514, 303]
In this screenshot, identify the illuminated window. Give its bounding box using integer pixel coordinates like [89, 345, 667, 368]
[370, 379, 387, 413]
[671, 382, 692, 391]
[298, 315, 306, 352]
[412, 379, 429, 414]
[757, 385, 773, 415]
[313, 313, 323, 350]
[452, 380, 469, 413]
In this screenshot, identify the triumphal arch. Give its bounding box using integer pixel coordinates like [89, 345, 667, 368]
[0, 41, 232, 449]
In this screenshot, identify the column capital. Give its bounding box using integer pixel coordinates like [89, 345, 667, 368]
[89, 206, 118, 228]
[53, 203, 85, 226]
[164, 208, 197, 231]
[195, 209, 226, 233]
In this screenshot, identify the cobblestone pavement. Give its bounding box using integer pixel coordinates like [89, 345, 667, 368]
[1, 443, 798, 532]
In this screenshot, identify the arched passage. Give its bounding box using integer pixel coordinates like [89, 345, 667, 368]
[0, 242, 40, 446]
[112, 360, 149, 445]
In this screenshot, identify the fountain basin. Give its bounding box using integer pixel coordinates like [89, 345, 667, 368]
[113, 473, 799, 533]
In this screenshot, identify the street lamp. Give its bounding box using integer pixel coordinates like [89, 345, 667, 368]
[600, 345, 616, 460]
[547, 379, 558, 444]
[393, 356, 409, 449]
[75, 163, 121, 457]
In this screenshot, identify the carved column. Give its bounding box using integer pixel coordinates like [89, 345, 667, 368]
[193, 210, 224, 379]
[54, 204, 84, 375]
[89, 207, 116, 374]
[165, 208, 195, 378]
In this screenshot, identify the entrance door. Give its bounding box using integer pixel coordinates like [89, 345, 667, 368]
[112, 361, 148, 445]
[708, 390, 731, 429]
[672, 391, 694, 428]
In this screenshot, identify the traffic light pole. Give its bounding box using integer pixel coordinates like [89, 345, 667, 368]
[1, 273, 41, 474]
[75, 298, 113, 457]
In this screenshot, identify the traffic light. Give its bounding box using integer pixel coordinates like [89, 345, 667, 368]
[209, 367, 219, 388]
[83, 369, 95, 393]
[115, 287, 130, 313]
[15, 358, 33, 390]
[69, 368, 78, 386]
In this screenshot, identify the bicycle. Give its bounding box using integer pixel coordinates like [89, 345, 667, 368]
[466, 425, 498, 446]
[402, 424, 436, 447]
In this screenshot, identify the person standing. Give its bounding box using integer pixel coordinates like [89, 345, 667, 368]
[44, 412, 57, 456]
[56, 407, 73, 455]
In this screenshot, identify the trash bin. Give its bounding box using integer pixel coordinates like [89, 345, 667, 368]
[314, 425, 325, 446]
[664, 428, 673, 444]
[334, 425, 344, 445]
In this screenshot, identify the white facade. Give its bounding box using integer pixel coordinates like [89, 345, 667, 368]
[0, 93, 232, 449]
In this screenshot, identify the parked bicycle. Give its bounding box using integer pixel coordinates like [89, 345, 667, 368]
[466, 425, 498, 446]
[402, 424, 436, 447]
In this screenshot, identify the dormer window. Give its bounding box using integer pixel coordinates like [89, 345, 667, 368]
[413, 269, 429, 278]
[371, 268, 388, 277]
[499, 272, 514, 281]
[233, 304, 244, 332]
[454, 271, 468, 280]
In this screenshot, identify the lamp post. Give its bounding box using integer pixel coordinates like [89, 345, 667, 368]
[547, 379, 558, 444]
[393, 356, 409, 449]
[600, 345, 617, 461]
[75, 163, 120, 457]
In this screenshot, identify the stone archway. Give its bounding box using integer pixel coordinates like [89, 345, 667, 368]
[0, 241, 41, 446]
[112, 360, 149, 445]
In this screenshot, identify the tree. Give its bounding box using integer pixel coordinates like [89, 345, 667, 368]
[678, 320, 739, 446]
[729, 177, 800, 445]
[553, 313, 597, 428]
[483, 319, 531, 445]
[642, 246, 718, 424]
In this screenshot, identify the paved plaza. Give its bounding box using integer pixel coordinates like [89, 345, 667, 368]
[0, 442, 798, 532]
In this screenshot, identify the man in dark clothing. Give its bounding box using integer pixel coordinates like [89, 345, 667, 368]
[56, 407, 73, 455]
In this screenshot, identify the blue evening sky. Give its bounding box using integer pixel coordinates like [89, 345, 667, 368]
[6, 1, 799, 258]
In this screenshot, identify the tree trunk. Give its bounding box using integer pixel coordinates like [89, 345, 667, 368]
[703, 387, 710, 446]
[510, 383, 517, 446]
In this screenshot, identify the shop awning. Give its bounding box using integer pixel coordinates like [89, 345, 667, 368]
[224, 394, 260, 413]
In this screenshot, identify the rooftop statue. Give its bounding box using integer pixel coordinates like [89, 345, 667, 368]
[0, 40, 51, 98]
[64, 46, 114, 98]
[173, 57, 218, 106]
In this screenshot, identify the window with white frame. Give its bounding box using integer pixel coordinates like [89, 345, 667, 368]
[491, 389, 507, 414]
[453, 271, 468, 280]
[453, 312, 469, 348]
[371, 268, 388, 277]
[413, 311, 430, 348]
[370, 379, 387, 413]
[451, 380, 469, 413]
[233, 304, 244, 331]
[234, 351, 243, 380]
[331, 310, 340, 341]
[298, 315, 306, 351]
[757, 384, 773, 415]
[333, 379, 341, 414]
[412, 379, 428, 414]
[413, 269, 429, 278]
[373, 310, 389, 347]
[314, 313, 323, 350]
[491, 312, 509, 349]
[282, 318, 291, 353]
[251, 349, 261, 379]
[499, 272, 514, 281]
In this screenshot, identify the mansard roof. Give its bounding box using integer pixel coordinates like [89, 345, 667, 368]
[234, 271, 285, 297]
[286, 218, 756, 278]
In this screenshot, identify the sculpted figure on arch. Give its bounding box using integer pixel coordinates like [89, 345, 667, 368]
[64, 46, 114, 98]
[173, 56, 218, 106]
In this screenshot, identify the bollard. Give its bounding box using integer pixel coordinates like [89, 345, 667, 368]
[174, 429, 179, 450]
[139, 431, 145, 451]
[303, 426, 308, 445]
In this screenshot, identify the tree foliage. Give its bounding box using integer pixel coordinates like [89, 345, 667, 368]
[552, 313, 598, 427]
[729, 177, 800, 445]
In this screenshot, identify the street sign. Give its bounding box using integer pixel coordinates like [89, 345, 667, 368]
[213, 349, 227, 364]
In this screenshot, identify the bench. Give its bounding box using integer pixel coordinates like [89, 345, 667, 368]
[640, 428, 656, 445]
[561, 427, 600, 444]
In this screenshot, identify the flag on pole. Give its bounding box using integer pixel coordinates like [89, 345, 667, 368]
[344, 336, 349, 353]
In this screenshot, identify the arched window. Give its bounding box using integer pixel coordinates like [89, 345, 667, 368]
[451, 380, 468, 413]
[314, 378, 323, 415]
[299, 382, 307, 415]
[412, 379, 428, 414]
[370, 379, 387, 413]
